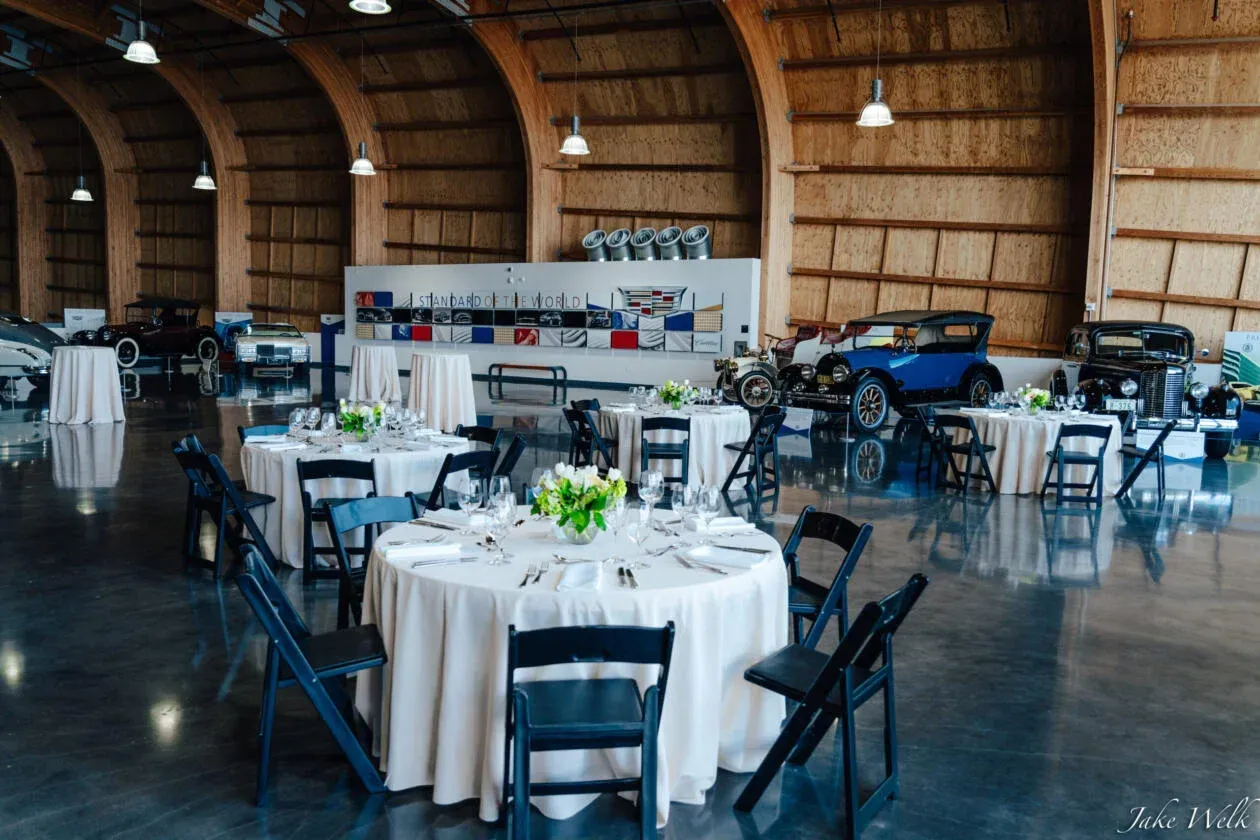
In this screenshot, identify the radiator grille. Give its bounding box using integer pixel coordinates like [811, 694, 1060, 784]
[1140, 368, 1185, 419]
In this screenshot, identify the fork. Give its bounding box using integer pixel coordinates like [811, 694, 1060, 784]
[518, 563, 537, 588]
[533, 558, 550, 584]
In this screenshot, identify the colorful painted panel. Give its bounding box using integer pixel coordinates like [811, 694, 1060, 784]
[453, 326, 473, 343]
[472, 327, 495, 344]
[392, 324, 412, 341]
[666, 331, 692, 352]
[639, 330, 665, 351]
[611, 330, 638, 350]
[411, 325, 432, 341]
[355, 323, 375, 339]
[515, 328, 539, 346]
[373, 324, 393, 340]
[562, 329, 587, 348]
[692, 310, 723, 332]
[540, 329, 562, 347]
[493, 327, 515, 345]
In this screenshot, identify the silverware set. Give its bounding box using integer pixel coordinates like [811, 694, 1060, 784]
[676, 554, 728, 575]
[518, 558, 550, 588]
[617, 566, 639, 589]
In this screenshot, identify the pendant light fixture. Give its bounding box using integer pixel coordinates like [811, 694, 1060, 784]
[70, 61, 93, 203]
[349, 39, 376, 176]
[123, 0, 159, 65]
[349, 0, 391, 14]
[855, 0, 893, 127]
[559, 20, 589, 156]
[192, 56, 216, 191]
[71, 174, 93, 203]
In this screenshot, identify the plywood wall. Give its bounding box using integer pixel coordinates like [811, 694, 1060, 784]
[766, 0, 1094, 356]
[1106, 0, 1260, 358]
[0, 152, 15, 313]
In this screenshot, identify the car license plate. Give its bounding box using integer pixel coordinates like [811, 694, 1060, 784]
[1105, 398, 1136, 412]
[815, 375, 834, 385]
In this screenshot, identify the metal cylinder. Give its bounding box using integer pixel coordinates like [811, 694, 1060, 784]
[606, 228, 633, 261]
[656, 226, 684, 260]
[631, 228, 658, 260]
[681, 224, 712, 259]
[582, 229, 609, 262]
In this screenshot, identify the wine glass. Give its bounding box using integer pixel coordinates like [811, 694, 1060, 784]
[671, 484, 697, 529]
[305, 406, 321, 434]
[485, 498, 513, 565]
[321, 411, 337, 436]
[624, 505, 652, 569]
[694, 485, 722, 545]
[287, 408, 305, 435]
[457, 481, 484, 516]
[489, 475, 514, 504]
[638, 470, 665, 524]
[605, 496, 628, 566]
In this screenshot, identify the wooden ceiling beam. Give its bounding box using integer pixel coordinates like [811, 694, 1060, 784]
[520, 13, 723, 41]
[767, 0, 1028, 21]
[781, 45, 1075, 71]
[538, 63, 744, 83]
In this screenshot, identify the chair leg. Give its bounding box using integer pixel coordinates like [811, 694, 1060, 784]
[978, 448, 997, 494]
[1056, 453, 1064, 504]
[1157, 449, 1166, 497]
[883, 671, 899, 800]
[511, 717, 530, 840]
[1040, 453, 1056, 497]
[640, 695, 660, 840]
[256, 646, 280, 806]
[213, 502, 229, 581]
[302, 515, 314, 586]
[840, 700, 860, 840]
[734, 702, 820, 812]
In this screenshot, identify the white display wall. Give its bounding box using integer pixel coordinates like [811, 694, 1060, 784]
[342, 260, 760, 386]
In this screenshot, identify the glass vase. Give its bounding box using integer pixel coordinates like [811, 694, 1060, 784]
[554, 520, 599, 545]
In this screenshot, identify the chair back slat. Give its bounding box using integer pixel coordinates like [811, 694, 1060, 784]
[238, 543, 310, 640]
[425, 450, 498, 510]
[642, 417, 691, 434]
[327, 495, 419, 537]
[570, 399, 601, 412]
[854, 573, 931, 669]
[454, 424, 506, 451]
[787, 506, 870, 555]
[510, 624, 674, 670]
[1058, 423, 1113, 441]
[238, 424, 291, 444]
[296, 458, 377, 484]
[494, 434, 528, 477]
[932, 413, 974, 433]
[753, 408, 786, 446]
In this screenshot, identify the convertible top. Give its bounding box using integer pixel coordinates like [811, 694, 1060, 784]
[1072, 320, 1192, 335]
[848, 310, 993, 327]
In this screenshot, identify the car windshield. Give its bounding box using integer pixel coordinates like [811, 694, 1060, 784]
[125, 305, 197, 326]
[246, 324, 301, 337]
[0, 313, 36, 326]
[840, 324, 915, 350]
[1096, 330, 1189, 360]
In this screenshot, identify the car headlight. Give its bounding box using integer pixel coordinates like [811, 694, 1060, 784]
[99, 328, 113, 341]
[1120, 378, 1138, 397]
[798, 364, 815, 381]
[1190, 382, 1209, 400]
[832, 364, 851, 383]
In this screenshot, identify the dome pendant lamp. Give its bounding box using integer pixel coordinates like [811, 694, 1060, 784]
[349, 0, 391, 13]
[70, 175, 93, 203]
[192, 159, 216, 191]
[349, 40, 377, 176]
[559, 21, 590, 156]
[123, 0, 159, 65]
[70, 85, 93, 202]
[854, 0, 893, 127]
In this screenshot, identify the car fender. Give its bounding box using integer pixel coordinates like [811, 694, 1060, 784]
[839, 367, 900, 402]
[962, 362, 1004, 393]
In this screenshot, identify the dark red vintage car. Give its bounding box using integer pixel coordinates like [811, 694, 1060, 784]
[72, 297, 221, 368]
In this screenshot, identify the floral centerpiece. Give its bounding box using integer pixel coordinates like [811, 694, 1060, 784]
[1015, 384, 1051, 414]
[339, 399, 384, 439]
[530, 463, 628, 544]
[658, 379, 698, 410]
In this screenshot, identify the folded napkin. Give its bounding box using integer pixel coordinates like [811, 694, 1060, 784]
[340, 443, 366, 454]
[249, 434, 291, 444]
[556, 563, 603, 591]
[681, 546, 767, 570]
[252, 441, 306, 452]
[430, 434, 467, 446]
[380, 540, 460, 563]
[425, 507, 487, 529]
[684, 515, 757, 534]
[605, 402, 637, 411]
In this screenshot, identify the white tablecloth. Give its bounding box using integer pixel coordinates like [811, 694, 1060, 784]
[597, 405, 752, 486]
[950, 409, 1123, 495]
[407, 352, 477, 433]
[355, 509, 788, 825]
[47, 346, 124, 425]
[51, 422, 125, 488]
[240, 437, 470, 568]
[348, 346, 403, 404]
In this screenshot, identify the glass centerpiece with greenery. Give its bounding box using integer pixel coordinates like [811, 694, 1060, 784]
[530, 463, 628, 545]
[657, 379, 698, 411]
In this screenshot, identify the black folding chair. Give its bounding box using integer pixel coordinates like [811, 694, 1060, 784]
[413, 450, 498, 511]
[454, 424, 508, 478]
[238, 424, 290, 444]
[1041, 504, 1103, 586]
[296, 458, 377, 585]
[327, 495, 421, 629]
[562, 408, 594, 467]
[908, 405, 940, 481]
[1115, 419, 1175, 498]
[570, 398, 601, 412]
[172, 443, 276, 579]
[782, 506, 874, 649]
[234, 544, 386, 806]
[934, 413, 997, 494]
[503, 623, 676, 840]
[640, 416, 691, 487]
[723, 407, 784, 494]
[734, 574, 931, 840]
[581, 409, 619, 471]
[494, 433, 529, 478]
[1041, 423, 1112, 504]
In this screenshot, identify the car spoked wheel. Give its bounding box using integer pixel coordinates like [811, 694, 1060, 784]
[114, 337, 140, 368]
[737, 372, 774, 409]
[852, 437, 887, 484]
[969, 373, 994, 407]
[852, 378, 889, 432]
[196, 336, 220, 363]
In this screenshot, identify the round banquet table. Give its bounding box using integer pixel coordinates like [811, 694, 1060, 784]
[348, 345, 403, 404]
[240, 435, 470, 568]
[597, 404, 752, 486]
[950, 408, 1123, 495]
[354, 508, 788, 826]
[407, 352, 477, 433]
[47, 346, 125, 425]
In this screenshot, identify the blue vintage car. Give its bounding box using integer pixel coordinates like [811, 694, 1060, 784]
[776, 310, 1004, 432]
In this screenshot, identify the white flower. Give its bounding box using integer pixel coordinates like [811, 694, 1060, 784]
[358, 405, 372, 418]
[339, 398, 347, 407]
[607, 467, 623, 482]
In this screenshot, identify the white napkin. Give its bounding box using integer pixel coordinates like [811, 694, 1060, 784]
[249, 434, 291, 443]
[340, 443, 365, 454]
[425, 507, 487, 529]
[605, 403, 636, 411]
[252, 441, 306, 451]
[381, 540, 460, 563]
[680, 545, 767, 569]
[431, 434, 467, 446]
[684, 516, 757, 534]
[556, 563, 603, 591]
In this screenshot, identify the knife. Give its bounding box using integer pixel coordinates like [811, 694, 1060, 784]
[617, 567, 628, 588]
[625, 568, 640, 589]
[410, 518, 460, 531]
[713, 543, 771, 555]
[676, 554, 729, 575]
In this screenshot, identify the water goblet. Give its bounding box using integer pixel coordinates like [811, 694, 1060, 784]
[485, 499, 513, 565]
[638, 470, 665, 523]
[624, 505, 653, 569]
[694, 485, 722, 545]
[305, 406, 321, 434]
[605, 496, 628, 566]
[670, 484, 697, 530]
[489, 475, 514, 504]
[287, 408, 305, 435]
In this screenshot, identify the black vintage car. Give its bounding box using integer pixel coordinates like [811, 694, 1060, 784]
[73, 298, 221, 368]
[1051, 321, 1240, 457]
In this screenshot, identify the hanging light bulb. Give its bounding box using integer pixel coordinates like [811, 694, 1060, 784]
[856, 78, 894, 127]
[124, 0, 159, 66]
[349, 0, 391, 13]
[192, 160, 216, 191]
[349, 141, 376, 176]
[559, 115, 589, 156]
[70, 175, 93, 202]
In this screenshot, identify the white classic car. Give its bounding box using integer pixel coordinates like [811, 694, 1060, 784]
[234, 322, 311, 376]
[0, 312, 66, 388]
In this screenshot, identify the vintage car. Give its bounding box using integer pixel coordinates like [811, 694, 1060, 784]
[0, 311, 65, 388]
[716, 310, 1004, 432]
[1051, 321, 1239, 458]
[234, 322, 311, 376]
[72, 297, 221, 368]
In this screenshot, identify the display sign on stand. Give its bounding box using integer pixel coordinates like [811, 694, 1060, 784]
[63, 308, 106, 335]
[214, 312, 253, 353]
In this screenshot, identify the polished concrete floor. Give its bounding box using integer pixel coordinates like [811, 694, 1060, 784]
[2, 368, 1259, 839]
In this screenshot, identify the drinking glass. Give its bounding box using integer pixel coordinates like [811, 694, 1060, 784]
[638, 470, 665, 524]
[287, 408, 305, 435]
[605, 497, 628, 566]
[694, 485, 722, 544]
[457, 481, 484, 516]
[624, 505, 652, 569]
[671, 484, 697, 529]
[321, 412, 337, 436]
[489, 475, 514, 504]
[485, 499, 513, 565]
[305, 406, 321, 433]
